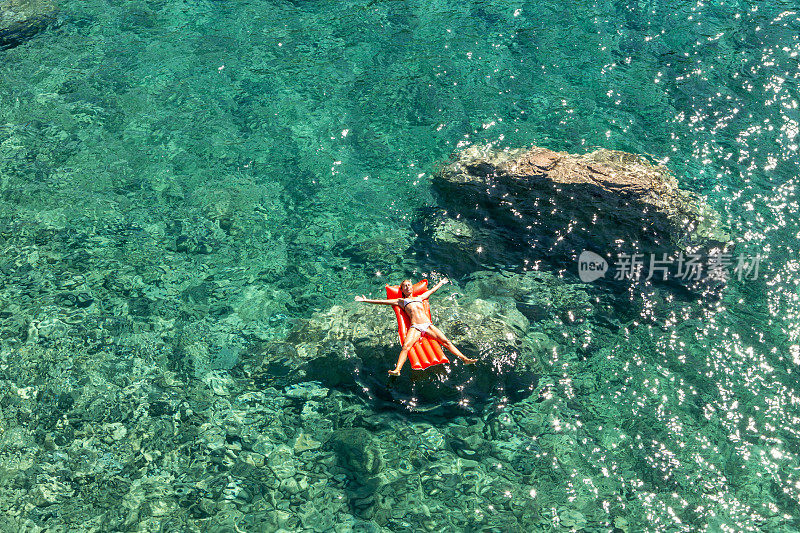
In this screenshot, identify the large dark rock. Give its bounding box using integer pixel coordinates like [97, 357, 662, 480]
[1, 0, 57, 50]
[427, 144, 732, 288]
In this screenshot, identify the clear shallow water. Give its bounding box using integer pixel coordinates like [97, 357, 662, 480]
[1, 0, 799, 531]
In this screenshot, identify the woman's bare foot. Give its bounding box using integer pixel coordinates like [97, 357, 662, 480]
[388, 369, 401, 376]
[460, 356, 477, 365]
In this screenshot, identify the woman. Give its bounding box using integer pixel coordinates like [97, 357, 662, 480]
[355, 278, 477, 375]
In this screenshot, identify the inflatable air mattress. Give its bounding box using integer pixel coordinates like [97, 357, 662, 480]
[386, 280, 449, 370]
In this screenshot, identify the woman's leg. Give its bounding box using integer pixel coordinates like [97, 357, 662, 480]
[389, 328, 421, 375]
[426, 326, 477, 364]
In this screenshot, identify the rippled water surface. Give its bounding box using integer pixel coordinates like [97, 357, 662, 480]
[1, 0, 799, 531]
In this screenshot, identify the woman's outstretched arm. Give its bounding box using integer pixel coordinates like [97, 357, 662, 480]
[420, 277, 449, 299]
[355, 295, 400, 305]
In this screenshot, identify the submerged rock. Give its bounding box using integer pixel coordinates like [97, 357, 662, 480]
[267, 272, 602, 410]
[0, 0, 57, 50]
[429, 144, 732, 286]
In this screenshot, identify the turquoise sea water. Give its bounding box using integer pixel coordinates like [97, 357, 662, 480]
[1, 0, 799, 531]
